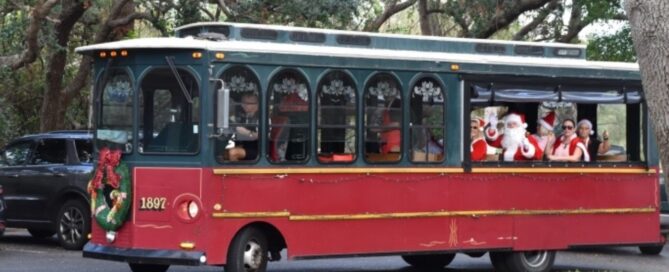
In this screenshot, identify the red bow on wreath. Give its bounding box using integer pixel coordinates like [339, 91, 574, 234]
[88, 147, 122, 193]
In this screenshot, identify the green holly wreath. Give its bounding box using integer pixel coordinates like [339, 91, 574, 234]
[87, 148, 132, 231]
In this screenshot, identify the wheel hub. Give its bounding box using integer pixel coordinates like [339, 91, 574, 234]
[522, 251, 548, 268]
[243, 240, 262, 271]
[60, 207, 83, 243]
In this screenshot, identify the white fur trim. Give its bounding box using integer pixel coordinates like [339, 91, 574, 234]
[521, 139, 535, 158]
[506, 114, 521, 125]
[486, 128, 499, 141]
[538, 119, 553, 130]
[503, 146, 517, 161]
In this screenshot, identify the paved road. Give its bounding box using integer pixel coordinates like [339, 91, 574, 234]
[1, 228, 668, 272]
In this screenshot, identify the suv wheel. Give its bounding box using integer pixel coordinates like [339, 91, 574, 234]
[57, 200, 90, 250]
[27, 228, 56, 239]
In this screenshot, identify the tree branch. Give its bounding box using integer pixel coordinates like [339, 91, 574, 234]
[0, 0, 59, 70]
[556, 1, 587, 43]
[108, 12, 150, 28]
[513, 0, 559, 40]
[475, 0, 553, 39]
[216, 0, 237, 19]
[363, 0, 418, 32]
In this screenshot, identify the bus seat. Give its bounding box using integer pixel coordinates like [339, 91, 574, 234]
[412, 151, 443, 162]
[332, 153, 354, 162]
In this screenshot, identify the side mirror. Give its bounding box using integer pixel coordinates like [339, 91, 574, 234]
[215, 80, 232, 135]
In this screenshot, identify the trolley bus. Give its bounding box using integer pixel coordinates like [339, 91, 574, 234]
[76, 22, 666, 272]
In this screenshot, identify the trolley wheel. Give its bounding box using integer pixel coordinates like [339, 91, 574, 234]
[505, 250, 556, 272]
[639, 244, 664, 255]
[489, 251, 512, 272]
[226, 227, 269, 272]
[401, 253, 455, 269]
[128, 263, 170, 272]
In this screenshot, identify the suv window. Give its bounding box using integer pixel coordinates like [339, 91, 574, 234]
[2, 141, 33, 166]
[75, 139, 93, 163]
[30, 139, 67, 165]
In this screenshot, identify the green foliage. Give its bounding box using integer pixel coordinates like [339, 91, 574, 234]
[175, 0, 203, 27]
[586, 26, 636, 62]
[0, 65, 44, 145]
[226, 0, 368, 29]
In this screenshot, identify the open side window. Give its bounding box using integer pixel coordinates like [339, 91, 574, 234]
[467, 78, 644, 165]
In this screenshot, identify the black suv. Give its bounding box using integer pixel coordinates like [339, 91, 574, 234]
[0, 131, 93, 249]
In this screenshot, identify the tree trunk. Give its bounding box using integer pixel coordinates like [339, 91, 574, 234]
[418, 0, 432, 35]
[39, 0, 88, 132]
[624, 0, 669, 176]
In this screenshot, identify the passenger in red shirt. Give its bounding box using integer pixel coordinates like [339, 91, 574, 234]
[470, 117, 488, 161]
[546, 119, 587, 162]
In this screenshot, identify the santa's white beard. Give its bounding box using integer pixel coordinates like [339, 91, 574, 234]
[502, 126, 526, 149]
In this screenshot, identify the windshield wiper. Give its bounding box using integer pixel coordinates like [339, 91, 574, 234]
[165, 56, 193, 104]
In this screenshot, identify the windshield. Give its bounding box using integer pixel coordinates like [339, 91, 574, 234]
[97, 69, 133, 152]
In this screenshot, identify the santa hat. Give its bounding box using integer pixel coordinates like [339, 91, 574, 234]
[577, 119, 595, 135]
[505, 112, 527, 128]
[538, 111, 556, 131]
[472, 117, 486, 131]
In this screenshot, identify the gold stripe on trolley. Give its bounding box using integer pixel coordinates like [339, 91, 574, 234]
[212, 211, 290, 219]
[471, 168, 657, 174]
[213, 167, 655, 175]
[213, 167, 465, 175]
[212, 207, 655, 221]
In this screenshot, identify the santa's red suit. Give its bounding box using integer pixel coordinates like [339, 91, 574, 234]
[471, 137, 488, 161]
[485, 128, 543, 161]
[552, 134, 589, 161]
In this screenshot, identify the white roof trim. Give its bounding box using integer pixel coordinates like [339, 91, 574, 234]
[75, 38, 638, 72]
[176, 22, 585, 49]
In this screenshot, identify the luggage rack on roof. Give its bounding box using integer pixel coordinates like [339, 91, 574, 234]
[174, 22, 587, 60]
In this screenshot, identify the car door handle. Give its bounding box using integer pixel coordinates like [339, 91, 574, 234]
[8, 174, 19, 178]
[52, 172, 66, 177]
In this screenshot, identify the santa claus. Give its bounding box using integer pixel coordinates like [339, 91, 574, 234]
[470, 117, 488, 161]
[485, 112, 543, 161]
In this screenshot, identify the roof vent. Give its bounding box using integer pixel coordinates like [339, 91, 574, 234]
[196, 32, 228, 41]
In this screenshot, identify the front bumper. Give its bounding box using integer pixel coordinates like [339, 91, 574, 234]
[83, 242, 206, 266]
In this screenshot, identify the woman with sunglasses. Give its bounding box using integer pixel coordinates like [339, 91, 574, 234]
[547, 119, 588, 162]
[576, 119, 610, 162]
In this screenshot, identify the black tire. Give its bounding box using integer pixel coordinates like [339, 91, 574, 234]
[639, 244, 664, 255]
[401, 253, 456, 269]
[226, 227, 269, 272]
[27, 228, 56, 239]
[489, 252, 512, 272]
[128, 263, 170, 272]
[505, 250, 556, 272]
[56, 199, 90, 250]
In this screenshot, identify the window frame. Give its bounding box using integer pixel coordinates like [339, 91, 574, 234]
[464, 75, 647, 168]
[95, 66, 135, 154]
[137, 65, 202, 156]
[316, 70, 359, 164]
[408, 75, 446, 164]
[215, 65, 262, 164]
[362, 72, 404, 164]
[266, 68, 312, 164]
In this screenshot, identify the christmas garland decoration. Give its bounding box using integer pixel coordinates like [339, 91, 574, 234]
[87, 148, 131, 231]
